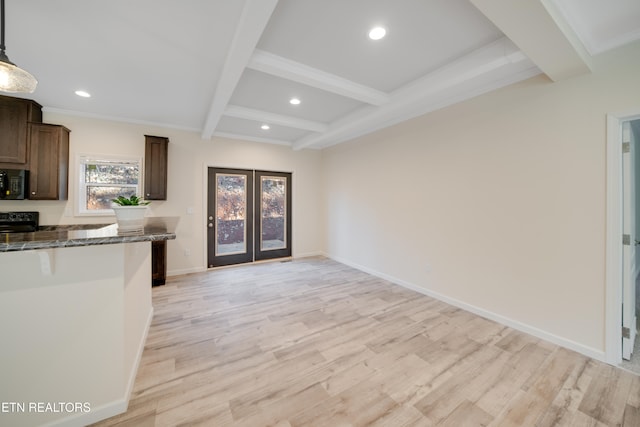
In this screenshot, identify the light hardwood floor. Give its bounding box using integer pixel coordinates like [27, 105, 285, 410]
[92, 257, 640, 426]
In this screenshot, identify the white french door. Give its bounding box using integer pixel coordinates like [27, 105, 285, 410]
[622, 120, 637, 360]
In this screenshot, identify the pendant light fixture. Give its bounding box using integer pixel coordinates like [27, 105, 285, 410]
[0, 0, 37, 93]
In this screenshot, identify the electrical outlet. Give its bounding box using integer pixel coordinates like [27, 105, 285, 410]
[184, 249, 191, 257]
[186, 207, 194, 215]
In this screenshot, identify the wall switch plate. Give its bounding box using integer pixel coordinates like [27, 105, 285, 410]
[186, 207, 194, 215]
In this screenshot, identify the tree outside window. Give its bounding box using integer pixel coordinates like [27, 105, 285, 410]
[78, 156, 142, 215]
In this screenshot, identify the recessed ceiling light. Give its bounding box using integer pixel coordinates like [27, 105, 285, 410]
[261, 124, 270, 130]
[368, 26, 386, 40]
[75, 90, 91, 98]
[289, 97, 301, 105]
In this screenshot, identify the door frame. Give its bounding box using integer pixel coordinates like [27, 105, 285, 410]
[605, 110, 640, 364]
[203, 163, 294, 269]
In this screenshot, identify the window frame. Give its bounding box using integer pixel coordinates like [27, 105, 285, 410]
[76, 154, 143, 216]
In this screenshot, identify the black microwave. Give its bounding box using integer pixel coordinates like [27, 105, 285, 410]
[0, 169, 29, 200]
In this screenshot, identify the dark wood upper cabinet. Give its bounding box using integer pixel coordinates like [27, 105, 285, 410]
[29, 123, 70, 200]
[0, 94, 42, 168]
[144, 135, 169, 200]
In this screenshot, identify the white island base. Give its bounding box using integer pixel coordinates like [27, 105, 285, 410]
[0, 242, 153, 427]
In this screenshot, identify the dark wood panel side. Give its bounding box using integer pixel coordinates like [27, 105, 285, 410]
[152, 240, 167, 286]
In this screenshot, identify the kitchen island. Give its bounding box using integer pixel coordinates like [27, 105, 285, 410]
[0, 219, 176, 427]
[0, 219, 175, 252]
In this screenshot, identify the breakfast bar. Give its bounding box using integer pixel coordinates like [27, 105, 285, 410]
[0, 219, 176, 426]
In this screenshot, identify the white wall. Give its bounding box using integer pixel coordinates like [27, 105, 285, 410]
[0, 116, 324, 275]
[322, 41, 640, 357]
[0, 242, 152, 426]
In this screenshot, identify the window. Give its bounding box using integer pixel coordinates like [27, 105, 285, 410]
[78, 155, 142, 215]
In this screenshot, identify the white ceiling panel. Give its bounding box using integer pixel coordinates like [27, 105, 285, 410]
[550, 0, 640, 55]
[216, 116, 311, 143]
[229, 69, 364, 123]
[257, 0, 503, 92]
[9, 0, 245, 130]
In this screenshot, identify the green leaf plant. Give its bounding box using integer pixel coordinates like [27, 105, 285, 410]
[111, 195, 150, 206]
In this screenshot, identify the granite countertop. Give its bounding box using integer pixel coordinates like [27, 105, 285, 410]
[0, 217, 177, 252]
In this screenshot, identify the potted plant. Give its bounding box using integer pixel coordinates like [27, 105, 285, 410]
[111, 195, 150, 232]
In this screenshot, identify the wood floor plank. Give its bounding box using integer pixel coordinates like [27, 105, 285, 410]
[622, 403, 640, 427]
[231, 383, 330, 427]
[626, 374, 640, 408]
[440, 400, 493, 427]
[475, 342, 552, 417]
[90, 257, 639, 427]
[578, 363, 635, 425]
[288, 381, 399, 427]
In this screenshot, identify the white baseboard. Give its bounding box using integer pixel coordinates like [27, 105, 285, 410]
[294, 251, 324, 259]
[167, 266, 206, 277]
[168, 253, 324, 276]
[328, 254, 606, 363]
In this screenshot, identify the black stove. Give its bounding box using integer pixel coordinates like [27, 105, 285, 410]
[0, 211, 39, 233]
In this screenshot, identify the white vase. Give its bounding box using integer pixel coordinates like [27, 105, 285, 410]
[112, 205, 147, 232]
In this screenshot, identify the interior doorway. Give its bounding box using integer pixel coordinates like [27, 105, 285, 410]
[620, 119, 640, 372]
[606, 112, 640, 369]
[207, 167, 292, 268]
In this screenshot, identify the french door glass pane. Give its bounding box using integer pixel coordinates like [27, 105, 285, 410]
[216, 173, 247, 255]
[261, 176, 286, 251]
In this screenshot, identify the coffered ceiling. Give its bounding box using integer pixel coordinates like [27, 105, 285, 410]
[5, 0, 640, 150]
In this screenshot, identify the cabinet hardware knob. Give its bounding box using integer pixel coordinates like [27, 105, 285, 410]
[31, 192, 36, 195]
[208, 223, 213, 228]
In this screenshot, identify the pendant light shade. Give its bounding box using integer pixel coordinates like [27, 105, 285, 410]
[0, 0, 37, 93]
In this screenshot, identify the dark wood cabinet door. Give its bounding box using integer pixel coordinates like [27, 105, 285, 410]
[29, 123, 70, 200]
[151, 240, 167, 286]
[144, 135, 168, 200]
[0, 95, 42, 168]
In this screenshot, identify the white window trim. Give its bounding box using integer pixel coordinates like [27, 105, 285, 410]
[76, 154, 143, 216]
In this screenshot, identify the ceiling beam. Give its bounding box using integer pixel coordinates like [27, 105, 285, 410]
[214, 131, 293, 147]
[224, 104, 328, 133]
[293, 38, 539, 150]
[200, 0, 279, 140]
[469, 0, 592, 82]
[248, 49, 390, 106]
